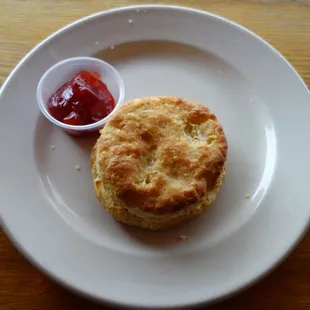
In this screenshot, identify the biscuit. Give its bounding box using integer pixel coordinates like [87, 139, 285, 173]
[91, 96, 227, 230]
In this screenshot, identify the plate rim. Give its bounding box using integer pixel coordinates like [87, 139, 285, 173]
[1, 4, 310, 309]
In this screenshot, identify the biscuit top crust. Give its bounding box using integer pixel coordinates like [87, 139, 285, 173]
[93, 96, 227, 215]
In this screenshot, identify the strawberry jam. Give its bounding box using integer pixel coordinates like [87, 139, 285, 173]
[48, 71, 115, 126]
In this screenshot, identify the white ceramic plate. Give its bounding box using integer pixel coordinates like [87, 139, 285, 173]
[1, 5, 310, 309]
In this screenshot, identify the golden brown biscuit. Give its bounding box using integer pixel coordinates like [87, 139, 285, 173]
[91, 96, 227, 230]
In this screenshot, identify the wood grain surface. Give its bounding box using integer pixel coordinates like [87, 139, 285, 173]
[1, 0, 310, 309]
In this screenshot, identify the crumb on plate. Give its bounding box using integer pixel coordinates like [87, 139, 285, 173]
[75, 165, 81, 171]
[177, 235, 190, 242]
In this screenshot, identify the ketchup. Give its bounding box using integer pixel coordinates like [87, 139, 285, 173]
[48, 71, 115, 126]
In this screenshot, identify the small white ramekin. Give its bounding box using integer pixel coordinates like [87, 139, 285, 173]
[37, 57, 125, 136]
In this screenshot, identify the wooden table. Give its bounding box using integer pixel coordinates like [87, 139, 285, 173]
[1, 1, 310, 309]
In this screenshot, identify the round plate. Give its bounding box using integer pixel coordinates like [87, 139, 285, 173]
[1, 5, 310, 309]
